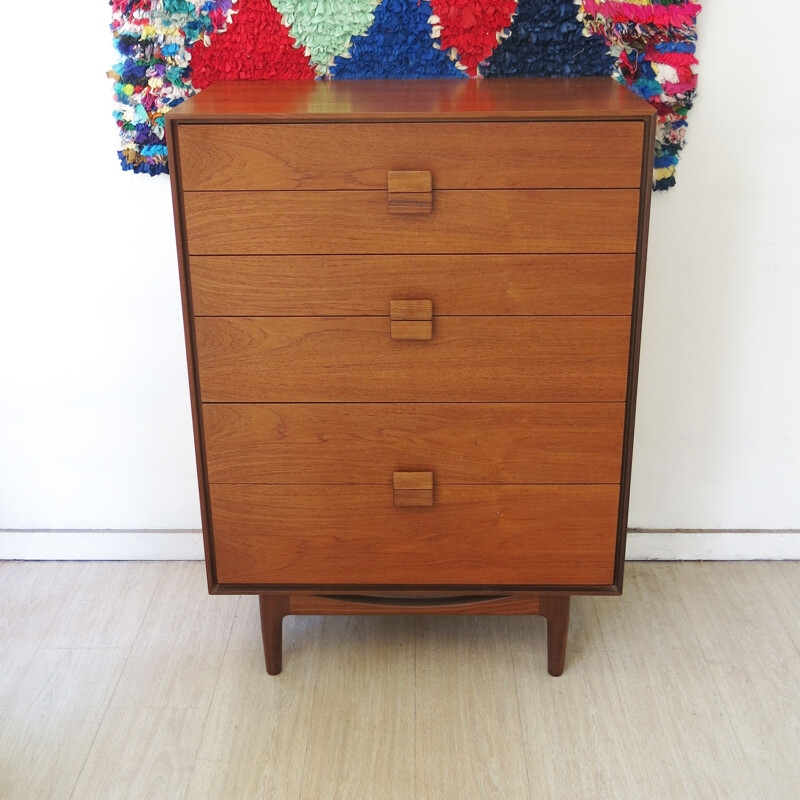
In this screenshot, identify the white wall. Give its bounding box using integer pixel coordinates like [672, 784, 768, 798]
[1, 1, 798, 556]
[0, 2, 200, 532]
[629, 2, 800, 530]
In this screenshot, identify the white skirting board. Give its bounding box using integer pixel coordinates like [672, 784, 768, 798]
[625, 530, 800, 560]
[0, 529, 798, 561]
[0, 530, 205, 561]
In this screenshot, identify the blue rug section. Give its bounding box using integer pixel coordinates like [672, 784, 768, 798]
[330, 0, 465, 79]
[484, 0, 613, 77]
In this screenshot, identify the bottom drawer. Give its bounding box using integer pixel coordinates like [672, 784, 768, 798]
[210, 484, 619, 588]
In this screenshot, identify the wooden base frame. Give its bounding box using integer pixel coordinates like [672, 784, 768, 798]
[259, 592, 570, 677]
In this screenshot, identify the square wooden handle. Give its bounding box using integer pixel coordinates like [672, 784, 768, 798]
[387, 171, 432, 214]
[393, 471, 434, 507]
[390, 300, 433, 340]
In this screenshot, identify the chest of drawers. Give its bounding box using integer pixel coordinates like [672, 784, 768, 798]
[166, 78, 655, 676]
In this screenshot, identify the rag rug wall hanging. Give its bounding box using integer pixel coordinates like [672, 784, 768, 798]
[109, 0, 701, 190]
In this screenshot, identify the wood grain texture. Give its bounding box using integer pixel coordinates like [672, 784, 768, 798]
[186, 640, 322, 800]
[167, 78, 656, 122]
[760, 561, 800, 656]
[41, 562, 164, 649]
[288, 593, 542, 615]
[511, 649, 648, 798]
[259, 594, 289, 675]
[298, 616, 416, 800]
[674, 562, 800, 667]
[178, 121, 643, 190]
[188, 254, 636, 317]
[0, 647, 128, 800]
[388, 170, 432, 192]
[393, 471, 434, 490]
[390, 300, 433, 339]
[387, 192, 432, 214]
[194, 316, 631, 403]
[393, 488, 434, 507]
[390, 319, 432, 340]
[709, 660, 800, 795]
[165, 79, 655, 604]
[415, 616, 529, 800]
[71, 707, 206, 800]
[210, 484, 619, 587]
[390, 300, 433, 320]
[0, 562, 78, 716]
[201, 402, 625, 485]
[541, 594, 570, 675]
[2, 563, 795, 799]
[108, 562, 237, 709]
[594, 598, 763, 799]
[183, 189, 639, 255]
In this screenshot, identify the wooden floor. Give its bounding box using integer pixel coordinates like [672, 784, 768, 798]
[0, 561, 798, 799]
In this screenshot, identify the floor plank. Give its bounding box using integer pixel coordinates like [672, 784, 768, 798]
[415, 616, 530, 800]
[0, 647, 128, 800]
[186, 622, 323, 800]
[71, 707, 206, 800]
[595, 597, 761, 800]
[675, 562, 799, 667]
[0, 560, 798, 799]
[225, 594, 264, 652]
[708, 659, 800, 796]
[299, 616, 416, 800]
[752, 561, 800, 657]
[0, 562, 78, 714]
[110, 562, 237, 709]
[42, 562, 164, 649]
[511, 649, 644, 799]
[616, 561, 686, 605]
[593, 590, 699, 659]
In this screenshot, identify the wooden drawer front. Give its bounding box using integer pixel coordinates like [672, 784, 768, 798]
[203, 403, 625, 485]
[195, 316, 631, 403]
[189, 254, 635, 317]
[177, 122, 643, 191]
[211, 484, 618, 586]
[183, 190, 639, 255]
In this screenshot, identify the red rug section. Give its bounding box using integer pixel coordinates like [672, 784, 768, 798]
[429, 0, 517, 75]
[189, 0, 315, 89]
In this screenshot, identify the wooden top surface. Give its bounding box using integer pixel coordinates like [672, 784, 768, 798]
[167, 78, 655, 123]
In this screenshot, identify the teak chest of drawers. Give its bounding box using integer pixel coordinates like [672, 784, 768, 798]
[166, 79, 655, 676]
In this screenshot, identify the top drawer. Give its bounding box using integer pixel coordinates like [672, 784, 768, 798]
[176, 122, 644, 191]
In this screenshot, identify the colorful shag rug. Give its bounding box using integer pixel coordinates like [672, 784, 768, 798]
[578, 0, 701, 189]
[110, 0, 701, 189]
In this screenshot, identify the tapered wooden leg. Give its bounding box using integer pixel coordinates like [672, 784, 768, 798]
[539, 595, 570, 676]
[259, 594, 289, 675]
